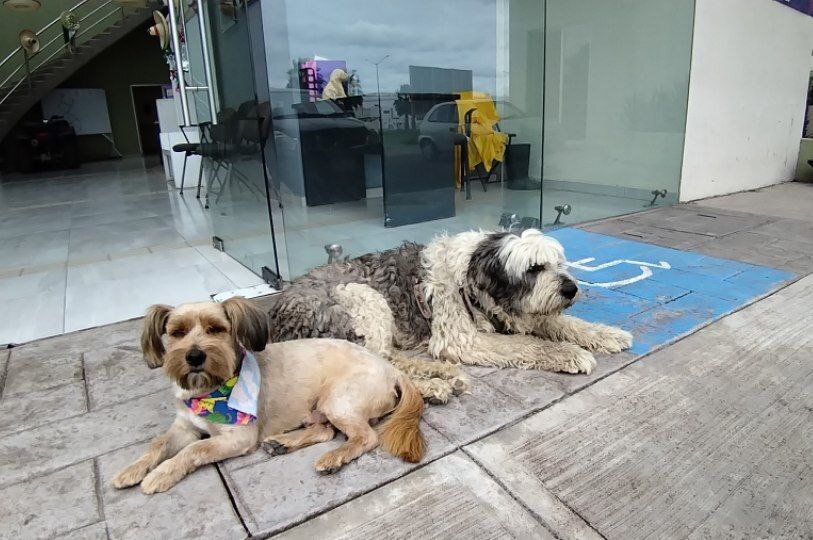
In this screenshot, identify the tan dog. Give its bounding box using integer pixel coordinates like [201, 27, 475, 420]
[112, 298, 425, 494]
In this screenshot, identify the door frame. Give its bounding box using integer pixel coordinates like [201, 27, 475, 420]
[129, 83, 165, 156]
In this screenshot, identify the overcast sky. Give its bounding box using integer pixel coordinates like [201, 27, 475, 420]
[276, 0, 498, 95]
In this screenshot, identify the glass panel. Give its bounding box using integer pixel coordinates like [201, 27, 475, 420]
[199, 0, 280, 278]
[541, 0, 694, 226]
[263, 0, 545, 277]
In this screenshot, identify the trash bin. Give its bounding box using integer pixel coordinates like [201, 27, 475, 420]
[506, 143, 538, 190]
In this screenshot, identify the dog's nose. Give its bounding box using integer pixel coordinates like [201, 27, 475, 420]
[185, 348, 206, 367]
[560, 279, 578, 300]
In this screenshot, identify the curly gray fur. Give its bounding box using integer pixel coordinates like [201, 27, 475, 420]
[267, 242, 431, 349]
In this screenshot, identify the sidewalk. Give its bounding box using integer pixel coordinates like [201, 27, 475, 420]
[1, 182, 811, 539]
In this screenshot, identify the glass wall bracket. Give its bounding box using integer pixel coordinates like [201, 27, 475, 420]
[261, 266, 284, 289]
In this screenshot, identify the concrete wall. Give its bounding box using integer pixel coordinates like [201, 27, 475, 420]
[680, 0, 813, 201]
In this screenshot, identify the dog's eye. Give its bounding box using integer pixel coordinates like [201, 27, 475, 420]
[206, 326, 226, 335]
[169, 329, 187, 338]
[527, 264, 546, 274]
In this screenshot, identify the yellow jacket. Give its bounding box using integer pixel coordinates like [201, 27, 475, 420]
[454, 91, 508, 187]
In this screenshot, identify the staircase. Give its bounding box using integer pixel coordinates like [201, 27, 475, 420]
[0, 0, 158, 144]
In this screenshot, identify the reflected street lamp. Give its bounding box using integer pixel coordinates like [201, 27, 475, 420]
[365, 54, 389, 136]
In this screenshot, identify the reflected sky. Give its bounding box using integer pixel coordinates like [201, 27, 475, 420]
[279, 0, 498, 94]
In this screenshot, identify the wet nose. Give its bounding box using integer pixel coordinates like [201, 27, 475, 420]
[185, 348, 206, 367]
[560, 279, 578, 300]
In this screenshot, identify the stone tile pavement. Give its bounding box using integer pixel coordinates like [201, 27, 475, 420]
[0, 182, 811, 539]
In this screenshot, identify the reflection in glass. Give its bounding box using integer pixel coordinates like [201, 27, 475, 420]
[542, 0, 694, 225]
[263, 0, 545, 277]
[258, 0, 693, 278]
[199, 0, 280, 280]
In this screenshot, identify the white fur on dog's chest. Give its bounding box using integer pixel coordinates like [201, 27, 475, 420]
[180, 407, 215, 434]
[174, 385, 216, 435]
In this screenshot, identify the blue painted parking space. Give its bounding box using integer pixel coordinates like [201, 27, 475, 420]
[548, 228, 796, 355]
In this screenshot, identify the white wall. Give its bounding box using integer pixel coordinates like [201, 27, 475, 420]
[680, 0, 813, 201]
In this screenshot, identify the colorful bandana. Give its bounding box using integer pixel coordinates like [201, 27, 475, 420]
[184, 350, 260, 425]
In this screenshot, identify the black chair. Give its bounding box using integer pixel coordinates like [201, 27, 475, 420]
[197, 108, 240, 207]
[172, 127, 202, 196]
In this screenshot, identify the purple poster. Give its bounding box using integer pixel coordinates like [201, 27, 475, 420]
[772, 0, 813, 16]
[299, 59, 347, 102]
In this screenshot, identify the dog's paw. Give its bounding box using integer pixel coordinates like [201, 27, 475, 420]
[592, 327, 633, 354]
[426, 395, 447, 406]
[314, 450, 345, 475]
[140, 464, 181, 494]
[451, 374, 471, 396]
[261, 439, 288, 456]
[558, 347, 597, 375]
[416, 378, 454, 405]
[112, 462, 149, 489]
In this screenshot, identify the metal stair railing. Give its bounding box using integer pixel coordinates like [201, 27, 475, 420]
[0, 0, 147, 108]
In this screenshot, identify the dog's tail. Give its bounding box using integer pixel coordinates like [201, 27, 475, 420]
[378, 375, 426, 463]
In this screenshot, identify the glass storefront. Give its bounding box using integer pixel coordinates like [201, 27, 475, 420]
[181, 0, 283, 281]
[185, 0, 695, 281]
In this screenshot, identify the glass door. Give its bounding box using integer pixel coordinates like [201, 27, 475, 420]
[194, 0, 281, 284]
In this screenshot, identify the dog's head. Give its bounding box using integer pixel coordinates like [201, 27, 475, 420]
[140, 297, 269, 392]
[467, 229, 578, 317]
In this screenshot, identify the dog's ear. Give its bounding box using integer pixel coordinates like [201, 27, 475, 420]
[141, 304, 172, 368]
[222, 297, 269, 352]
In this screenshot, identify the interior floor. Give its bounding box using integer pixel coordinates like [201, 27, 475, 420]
[274, 181, 665, 277]
[0, 157, 263, 345]
[0, 155, 670, 344]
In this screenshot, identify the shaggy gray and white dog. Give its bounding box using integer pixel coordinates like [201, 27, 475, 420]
[268, 229, 633, 403]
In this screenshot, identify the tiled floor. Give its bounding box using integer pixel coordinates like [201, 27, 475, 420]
[0, 158, 264, 344]
[0, 155, 694, 343]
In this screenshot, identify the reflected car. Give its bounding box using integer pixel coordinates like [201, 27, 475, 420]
[417, 100, 541, 159]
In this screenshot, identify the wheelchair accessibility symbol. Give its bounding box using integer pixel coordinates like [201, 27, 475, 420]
[566, 258, 671, 288]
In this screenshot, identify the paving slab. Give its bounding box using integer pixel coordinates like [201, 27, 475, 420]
[0, 461, 100, 540]
[84, 345, 170, 410]
[9, 318, 141, 360]
[421, 375, 528, 446]
[56, 522, 109, 539]
[466, 275, 813, 539]
[97, 442, 247, 540]
[273, 451, 553, 540]
[616, 206, 772, 237]
[3, 351, 83, 397]
[690, 231, 813, 273]
[579, 220, 712, 250]
[0, 388, 172, 487]
[691, 181, 813, 222]
[481, 351, 635, 408]
[747, 216, 813, 244]
[0, 349, 8, 395]
[0, 380, 86, 436]
[224, 422, 454, 537]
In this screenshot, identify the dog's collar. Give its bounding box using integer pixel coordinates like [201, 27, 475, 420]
[184, 349, 260, 425]
[413, 278, 432, 320]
